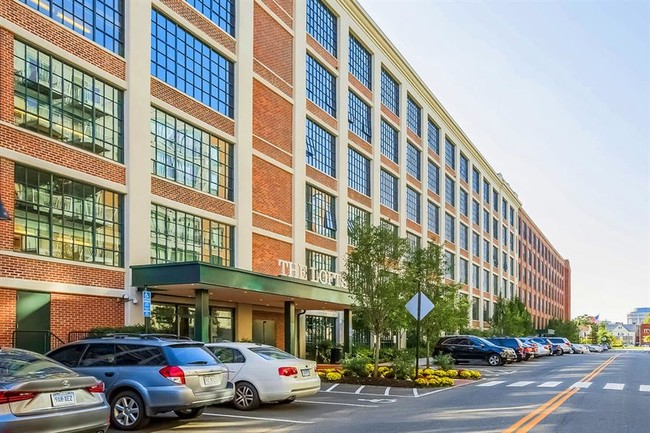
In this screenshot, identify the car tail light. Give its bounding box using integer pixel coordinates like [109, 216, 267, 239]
[0, 391, 36, 404]
[160, 366, 186, 384]
[278, 367, 298, 377]
[87, 382, 105, 393]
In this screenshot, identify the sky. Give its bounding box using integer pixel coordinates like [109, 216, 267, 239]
[357, 0, 650, 322]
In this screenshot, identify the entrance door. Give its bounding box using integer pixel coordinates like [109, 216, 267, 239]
[252, 320, 276, 346]
[15, 291, 51, 353]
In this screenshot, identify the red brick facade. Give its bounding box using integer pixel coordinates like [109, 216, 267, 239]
[50, 293, 125, 341]
[0, 288, 17, 347]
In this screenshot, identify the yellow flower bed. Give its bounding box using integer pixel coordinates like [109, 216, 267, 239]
[325, 372, 342, 381]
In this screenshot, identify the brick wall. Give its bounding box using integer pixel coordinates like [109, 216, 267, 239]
[0, 2, 125, 79]
[252, 310, 285, 350]
[252, 234, 292, 276]
[0, 288, 17, 347]
[252, 156, 293, 224]
[0, 159, 15, 251]
[259, 0, 294, 27]
[254, 3, 293, 87]
[0, 29, 13, 123]
[50, 293, 124, 340]
[252, 80, 293, 156]
[152, 177, 235, 219]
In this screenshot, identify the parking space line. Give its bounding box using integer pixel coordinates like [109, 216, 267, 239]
[603, 383, 624, 390]
[413, 388, 418, 397]
[354, 386, 365, 394]
[300, 400, 379, 408]
[570, 381, 592, 389]
[640, 385, 650, 392]
[538, 381, 562, 388]
[203, 413, 314, 424]
[321, 389, 412, 397]
[384, 387, 391, 396]
[477, 381, 506, 387]
[325, 383, 339, 392]
[507, 381, 535, 387]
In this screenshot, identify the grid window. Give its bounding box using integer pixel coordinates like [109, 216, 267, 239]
[151, 107, 234, 200]
[495, 275, 500, 296]
[427, 161, 440, 194]
[14, 41, 124, 162]
[445, 176, 455, 206]
[483, 269, 490, 292]
[306, 0, 337, 57]
[460, 189, 468, 216]
[348, 148, 370, 195]
[503, 252, 508, 272]
[187, 0, 235, 36]
[483, 240, 490, 262]
[502, 199, 508, 217]
[510, 233, 515, 252]
[348, 92, 371, 142]
[459, 258, 468, 284]
[406, 187, 421, 223]
[14, 165, 123, 266]
[510, 257, 515, 276]
[151, 204, 233, 265]
[445, 251, 455, 280]
[306, 118, 336, 177]
[380, 68, 399, 115]
[493, 246, 499, 267]
[21, 0, 124, 55]
[460, 223, 468, 251]
[349, 34, 372, 89]
[483, 300, 491, 321]
[347, 205, 370, 245]
[502, 225, 508, 246]
[380, 170, 398, 211]
[483, 210, 490, 233]
[459, 153, 469, 183]
[428, 120, 440, 154]
[472, 200, 480, 225]
[407, 233, 421, 251]
[445, 138, 456, 169]
[406, 143, 422, 180]
[472, 232, 480, 257]
[510, 206, 515, 225]
[380, 120, 399, 163]
[472, 264, 480, 288]
[151, 11, 234, 117]
[493, 189, 499, 212]
[307, 55, 336, 117]
[427, 201, 439, 234]
[406, 96, 422, 136]
[483, 180, 491, 203]
[307, 249, 336, 272]
[444, 213, 455, 243]
[381, 220, 399, 237]
[472, 297, 479, 320]
[306, 185, 337, 238]
[472, 168, 480, 193]
[493, 218, 499, 240]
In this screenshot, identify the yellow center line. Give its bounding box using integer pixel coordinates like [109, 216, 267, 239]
[502, 354, 619, 433]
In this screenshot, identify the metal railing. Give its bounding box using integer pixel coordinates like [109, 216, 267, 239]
[12, 330, 66, 354]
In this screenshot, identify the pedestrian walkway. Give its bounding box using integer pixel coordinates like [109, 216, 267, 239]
[475, 380, 650, 392]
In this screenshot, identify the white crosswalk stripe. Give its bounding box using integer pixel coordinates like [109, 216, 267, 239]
[603, 383, 625, 390]
[507, 381, 535, 387]
[570, 382, 592, 388]
[538, 381, 562, 388]
[640, 385, 650, 392]
[477, 381, 506, 387]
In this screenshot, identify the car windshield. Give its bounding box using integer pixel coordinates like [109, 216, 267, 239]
[0, 351, 72, 383]
[473, 337, 498, 347]
[166, 344, 222, 366]
[248, 346, 296, 360]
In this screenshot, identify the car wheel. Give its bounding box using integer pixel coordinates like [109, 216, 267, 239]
[234, 381, 261, 411]
[174, 406, 205, 419]
[487, 353, 502, 366]
[111, 390, 150, 431]
[278, 396, 296, 404]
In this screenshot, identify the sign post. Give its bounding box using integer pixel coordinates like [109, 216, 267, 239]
[405, 289, 434, 378]
[143, 289, 151, 333]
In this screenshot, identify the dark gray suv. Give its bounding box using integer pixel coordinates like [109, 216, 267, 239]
[47, 334, 234, 431]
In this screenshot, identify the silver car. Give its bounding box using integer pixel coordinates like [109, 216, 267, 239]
[0, 348, 109, 433]
[48, 334, 234, 430]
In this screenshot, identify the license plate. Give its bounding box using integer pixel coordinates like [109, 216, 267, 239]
[301, 369, 311, 377]
[202, 374, 220, 386]
[51, 391, 76, 407]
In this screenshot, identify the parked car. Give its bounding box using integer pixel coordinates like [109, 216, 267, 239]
[587, 344, 603, 352]
[520, 342, 536, 360]
[0, 347, 109, 433]
[547, 337, 572, 354]
[571, 344, 587, 354]
[432, 335, 517, 366]
[47, 334, 234, 430]
[550, 343, 564, 356]
[521, 338, 551, 357]
[206, 342, 319, 410]
[485, 337, 527, 362]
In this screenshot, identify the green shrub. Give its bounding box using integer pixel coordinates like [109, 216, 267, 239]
[390, 351, 414, 380]
[433, 353, 454, 371]
[342, 355, 372, 377]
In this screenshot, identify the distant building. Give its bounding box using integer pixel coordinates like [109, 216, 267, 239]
[627, 308, 650, 325]
[605, 323, 636, 346]
[639, 324, 650, 346]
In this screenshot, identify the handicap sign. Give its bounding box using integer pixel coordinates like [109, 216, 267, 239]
[142, 291, 151, 318]
[405, 291, 434, 320]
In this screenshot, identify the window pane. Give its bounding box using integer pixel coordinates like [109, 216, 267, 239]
[380, 119, 399, 163]
[307, 55, 337, 117]
[306, 118, 336, 177]
[187, 0, 235, 36]
[406, 96, 421, 136]
[380, 69, 399, 115]
[348, 148, 370, 195]
[348, 92, 372, 142]
[306, 185, 337, 238]
[349, 34, 372, 89]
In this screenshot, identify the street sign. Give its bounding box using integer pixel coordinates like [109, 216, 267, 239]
[142, 290, 151, 318]
[405, 292, 434, 320]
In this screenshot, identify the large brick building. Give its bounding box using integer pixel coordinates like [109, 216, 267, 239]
[0, 0, 570, 355]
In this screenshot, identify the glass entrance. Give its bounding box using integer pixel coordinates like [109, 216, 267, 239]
[151, 302, 234, 342]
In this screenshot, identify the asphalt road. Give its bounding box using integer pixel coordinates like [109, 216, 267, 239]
[109, 349, 650, 433]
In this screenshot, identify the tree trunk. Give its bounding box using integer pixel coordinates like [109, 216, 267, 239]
[373, 332, 381, 377]
[426, 340, 430, 368]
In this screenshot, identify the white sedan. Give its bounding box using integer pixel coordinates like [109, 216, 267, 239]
[206, 342, 320, 410]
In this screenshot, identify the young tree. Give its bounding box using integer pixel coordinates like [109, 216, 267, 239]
[546, 318, 580, 342]
[403, 244, 469, 365]
[490, 298, 534, 336]
[343, 222, 410, 376]
[643, 313, 650, 324]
